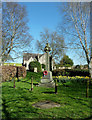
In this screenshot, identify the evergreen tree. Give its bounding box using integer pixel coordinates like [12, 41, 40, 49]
[60, 55, 74, 67]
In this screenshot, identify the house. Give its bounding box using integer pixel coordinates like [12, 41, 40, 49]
[22, 53, 54, 71]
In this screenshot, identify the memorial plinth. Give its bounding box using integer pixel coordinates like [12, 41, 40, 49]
[39, 71, 55, 88]
[39, 43, 55, 88]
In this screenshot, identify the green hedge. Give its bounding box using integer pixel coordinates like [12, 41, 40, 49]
[26, 71, 43, 82]
[42, 64, 46, 70]
[52, 69, 89, 77]
[1, 66, 26, 82]
[29, 61, 42, 72]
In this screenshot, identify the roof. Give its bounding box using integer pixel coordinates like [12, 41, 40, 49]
[23, 53, 44, 61]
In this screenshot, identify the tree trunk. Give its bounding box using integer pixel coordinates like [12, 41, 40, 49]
[89, 58, 92, 78]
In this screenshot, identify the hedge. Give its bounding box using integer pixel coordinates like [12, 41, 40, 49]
[17, 66, 26, 78]
[1, 66, 26, 82]
[52, 69, 89, 77]
[42, 64, 46, 70]
[1, 66, 16, 82]
[29, 61, 42, 72]
[26, 71, 43, 82]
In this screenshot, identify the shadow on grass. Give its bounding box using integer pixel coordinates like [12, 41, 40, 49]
[7, 116, 92, 120]
[2, 98, 38, 119]
[21, 80, 30, 84]
[42, 91, 55, 94]
[52, 116, 92, 120]
[33, 83, 39, 85]
[21, 79, 39, 85]
[68, 95, 91, 107]
[54, 116, 91, 120]
[2, 99, 11, 120]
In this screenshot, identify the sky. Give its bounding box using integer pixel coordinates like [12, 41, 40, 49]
[23, 2, 62, 49]
[4, 2, 89, 65]
[1, 0, 91, 2]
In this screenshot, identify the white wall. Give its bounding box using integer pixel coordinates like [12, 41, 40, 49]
[39, 54, 46, 65]
[24, 57, 34, 70]
[23, 53, 54, 70]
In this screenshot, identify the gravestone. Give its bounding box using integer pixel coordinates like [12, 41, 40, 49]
[39, 42, 55, 88]
[42, 68, 44, 71]
[54, 66, 56, 70]
[34, 67, 37, 72]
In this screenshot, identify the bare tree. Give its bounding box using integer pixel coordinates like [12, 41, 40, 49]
[36, 29, 65, 63]
[89, 2, 92, 78]
[59, 2, 91, 76]
[1, 2, 33, 62]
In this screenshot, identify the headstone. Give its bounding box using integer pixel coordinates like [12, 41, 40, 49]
[59, 67, 61, 69]
[54, 66, 56, 70]
[67, 67, 71, 69]
[34, 67, 37, 72]
[61, 67, 64, 69]
[42, 68, 44, 71]
[39, 42, 55, 88]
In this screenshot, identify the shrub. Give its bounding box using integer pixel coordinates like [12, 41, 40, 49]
[1, 66, 26, 82]
[16, 66, 26, 78]
[41, 64, 46, 70]
[26, 71, 43, 82]
[67, 69, 89, 77]
[29, 61, 42, 72]
[64, 64, 71, 67]
[60, 55, 74, 67]
[1, 66, 16, 82]
[52, 69, 89, 77]
[74, 65, 81, 69]
[54, 76, 88, 84]
[52, 69, 65, 76]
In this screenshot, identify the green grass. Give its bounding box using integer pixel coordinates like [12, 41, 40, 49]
[4, 63, 22, 66]
[2, 72, 92, 119]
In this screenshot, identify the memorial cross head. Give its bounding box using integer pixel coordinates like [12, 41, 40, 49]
[44, 43, 51, 53]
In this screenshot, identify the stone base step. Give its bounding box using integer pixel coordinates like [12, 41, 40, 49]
[38, 80, 55, 88]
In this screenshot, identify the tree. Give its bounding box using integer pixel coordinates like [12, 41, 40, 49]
[89, 2, 92, 78]
[36, 29, 65, 63]
[59, 2, 91, 77]
[29, 61, 42, 72]
[74, 65, 81, 69]
[41, 64, 46, 70]
[60, 55, 74, 67]
[1, 2, 33, 62]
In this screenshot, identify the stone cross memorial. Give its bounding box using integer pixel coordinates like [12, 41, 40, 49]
[39, 42, 55, 88]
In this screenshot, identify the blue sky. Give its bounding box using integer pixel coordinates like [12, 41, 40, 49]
[22, 2, 62, 48]
[8, 2, 88, 65]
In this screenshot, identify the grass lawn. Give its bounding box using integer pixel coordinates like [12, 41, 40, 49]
[4, 63, 22, 66]
[1, 72, 92, 119]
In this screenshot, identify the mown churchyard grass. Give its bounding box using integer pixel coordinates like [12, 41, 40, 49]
[4, 63, 22, 66]
[2, 72, 92, 119]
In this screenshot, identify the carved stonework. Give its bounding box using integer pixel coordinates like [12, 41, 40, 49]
[44, 43, 51, 71]
[39, 42, 55, 88]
